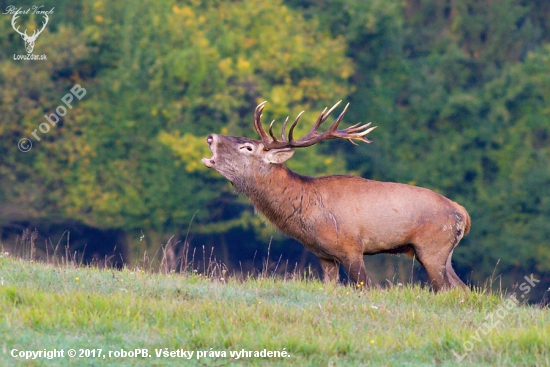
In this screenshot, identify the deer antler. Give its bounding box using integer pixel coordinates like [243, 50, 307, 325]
[253, 101, 377, 150]
[11, 13, 26, 38]
[12, 13, 48, 39]
[31, 14, 49, 39]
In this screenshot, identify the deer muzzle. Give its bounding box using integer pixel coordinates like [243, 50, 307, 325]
[202, 134, 217, 168]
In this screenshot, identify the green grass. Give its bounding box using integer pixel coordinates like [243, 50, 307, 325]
[0, 255, 548, 366]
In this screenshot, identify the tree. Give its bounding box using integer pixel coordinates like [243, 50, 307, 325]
[1, 0, 354, 262]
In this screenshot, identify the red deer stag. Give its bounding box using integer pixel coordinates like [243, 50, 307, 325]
[202, 101, 470, 291]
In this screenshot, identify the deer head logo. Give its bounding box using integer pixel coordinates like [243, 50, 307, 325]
[11, 12, 48, 54]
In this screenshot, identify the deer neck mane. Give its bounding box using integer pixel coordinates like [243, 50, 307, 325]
[237, 164, 313, 227]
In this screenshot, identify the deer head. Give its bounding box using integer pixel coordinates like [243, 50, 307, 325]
[11, 13, 49, 54]
[202, 101, 376, 189]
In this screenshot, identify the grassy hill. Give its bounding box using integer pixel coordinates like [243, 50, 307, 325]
[0, 255, 548, 366]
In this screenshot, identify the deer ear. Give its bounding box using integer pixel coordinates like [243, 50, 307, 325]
[263, 148, 295, 164]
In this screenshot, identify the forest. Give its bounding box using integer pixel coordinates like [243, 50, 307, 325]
[1, 0, 549, 301]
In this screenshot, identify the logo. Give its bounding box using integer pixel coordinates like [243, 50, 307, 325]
[12, 11, 48, 54]
[3, 5, 54, 60]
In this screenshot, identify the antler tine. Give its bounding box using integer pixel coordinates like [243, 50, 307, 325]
[268, 120, 280, 142]
[355, 125, 377, 140]
[253, 101, 271, 142]
[302, 101, 341, 139]
[34, 14, 49, 37]
[287, 101, 341, 145]
[255, 100, 267, 111]
[311, 106, 329, 131]
[11, 13, 25, 36]
[326, 102, 350, 133]
[281, 116, 290, 142]
[334, 123, 378, 145]
[287, 110, 305, 143]
[344, 122, 375, 134]
[343, 127, 377, 146]
[343, 121, 363, 131]
[323, 101, 342, 123]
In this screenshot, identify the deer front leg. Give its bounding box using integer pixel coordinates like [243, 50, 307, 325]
[342, 255, 370, 288]
[319, 258, 339, 283]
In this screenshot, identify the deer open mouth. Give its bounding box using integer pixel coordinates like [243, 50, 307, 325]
[202, 134, 216, 168]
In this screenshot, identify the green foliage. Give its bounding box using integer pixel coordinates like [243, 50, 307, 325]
[1, 0, 352, 242]
[1, 0, 550, 286]
[468, 46, 550, 273]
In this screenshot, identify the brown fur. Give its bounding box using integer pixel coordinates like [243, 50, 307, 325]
[203, 133, 470, 291]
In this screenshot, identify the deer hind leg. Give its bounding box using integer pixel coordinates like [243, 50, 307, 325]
[446, 249, 468, 288]
[415, 251, 451, 291]
[412, 217, 469, 291]
[319, 258, 339, 283]
[341, 254, 371, 288]
[413, 239, 454, 291]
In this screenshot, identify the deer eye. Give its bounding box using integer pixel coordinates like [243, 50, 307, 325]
[240, 144, 253, 152]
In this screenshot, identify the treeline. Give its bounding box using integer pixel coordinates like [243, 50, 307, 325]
[1, 0, 549, 296]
